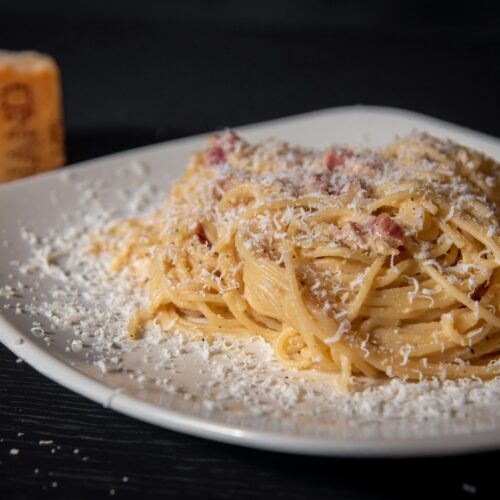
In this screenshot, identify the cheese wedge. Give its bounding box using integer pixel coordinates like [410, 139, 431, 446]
[0, 51, 65, 183]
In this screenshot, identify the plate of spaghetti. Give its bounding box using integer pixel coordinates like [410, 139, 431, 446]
[1, 106, 500, 456]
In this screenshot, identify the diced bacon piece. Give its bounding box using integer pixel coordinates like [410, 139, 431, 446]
[370, 213, 405, 246]
[206, 130, 241, 165]
[312, 173, 332, 193]
[471, 281, 489, 301]
[214, 174, 239, 200]
[194, 222, 208, 244]
[205, 146, 226, 165]
[323, 148, 353, 171]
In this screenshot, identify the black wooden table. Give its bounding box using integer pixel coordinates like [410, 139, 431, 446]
[2, 2, 500, 498]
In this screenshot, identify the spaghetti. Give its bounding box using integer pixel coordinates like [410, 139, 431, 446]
[97, 131, 500, 386]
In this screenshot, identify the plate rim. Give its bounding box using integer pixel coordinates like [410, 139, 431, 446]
[2, 105, 500, 457]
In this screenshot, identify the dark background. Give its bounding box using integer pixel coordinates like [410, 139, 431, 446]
[1, 1, 500, 498]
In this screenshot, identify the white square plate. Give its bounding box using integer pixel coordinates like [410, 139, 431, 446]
[2, 106, 500, 456]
